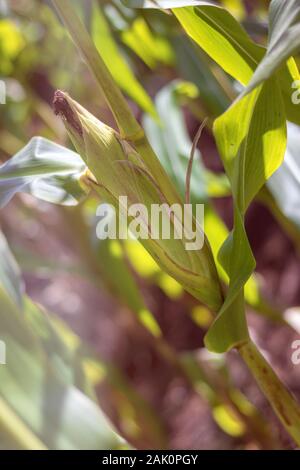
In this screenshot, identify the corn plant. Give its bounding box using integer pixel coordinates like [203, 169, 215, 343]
[1, 0, 300, 449]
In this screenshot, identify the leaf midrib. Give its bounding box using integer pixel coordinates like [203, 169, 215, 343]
[193, 6, 261, 69]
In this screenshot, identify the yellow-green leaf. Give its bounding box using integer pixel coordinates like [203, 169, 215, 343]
[205, 78, 287, 352]
[173, 6, 265, 86]
[242, 0, 300, 96]
[92, 4, 157, 118]
[172, 5, 300, 124]
[121, 17, 174, 69]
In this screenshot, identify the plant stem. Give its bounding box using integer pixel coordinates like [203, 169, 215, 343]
[237, 339, 300, 446]
[52, 0, 142, 140]
[52, 0, 300, 447]
[51, 0, 183, 208]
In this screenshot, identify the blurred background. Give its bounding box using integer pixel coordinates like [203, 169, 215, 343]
[0, 0, 300, 450]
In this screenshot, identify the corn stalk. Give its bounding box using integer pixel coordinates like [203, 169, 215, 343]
[51, 0, 300, 446]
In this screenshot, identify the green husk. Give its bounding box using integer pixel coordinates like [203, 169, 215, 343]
[54, 91, 223, 312]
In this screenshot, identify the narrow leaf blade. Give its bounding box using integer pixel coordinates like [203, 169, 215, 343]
[0, 137, 86, 207]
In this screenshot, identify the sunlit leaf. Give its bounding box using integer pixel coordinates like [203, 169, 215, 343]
[0, 236, 122, 449]
[173, 5, 265, 85]
[242, 0, 300, 96]
[0, 243, 165, 449]
[92, 4, 157, 117]
[220, 0, 245, 19]
[173, 37, 230, 116]
[94, 237, 162, 336]
[121, 17, 174, 68]
[205, 78, 287, 352]
[212, 404, 246, 437]
[143, 82, 268, 316]
[143, 81, 229, 203]
[0, 19, 24, 74]
[217, 81, 287, 212]
[0, 288, 121, 450]
[0, 137, 86, 207]
[171, 5, 300, 124]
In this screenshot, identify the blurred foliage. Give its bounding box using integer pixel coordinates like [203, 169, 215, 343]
[0, 0, 300, 450]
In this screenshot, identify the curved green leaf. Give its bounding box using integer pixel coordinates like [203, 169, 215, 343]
[143, 81, 273, 319]
[171, 5, 300, 124]
[173, 37, 230, 116]
[0, 235, 122, 449]
[143, 81, 229, 202]
[242, 0, 300, 96]
[92, 3, 157, 117]
[121, 17, 175, 68]
[173, 5, 265, 86]
[205, 78, 287, 352]
[0, 288, 121, 450]
[0, 137, 86, 207]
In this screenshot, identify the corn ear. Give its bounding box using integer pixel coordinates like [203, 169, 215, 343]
[54, 91, 223, 312]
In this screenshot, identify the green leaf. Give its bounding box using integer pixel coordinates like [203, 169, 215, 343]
[242, 0, 300, 96]
[0, 288, 121, 449]
[0, 19, 24, 74]
[173, 5, 265, 86]
[121, 17, 175, 68]
[277, 58, 300, 125]
[94, 238, 162, 336]
[0, 233, 164, 448]
[0, 137, 86, 207]
[216, 80, 287, 213]
[0, 135, 161, 336]
[205, 78, 287, 352]
[120, 2, 300, 123]
[91, 3, 157, 117]
[171, 5, 300, 125]
[52, 0, 143, 140]
[0, 235, 122, 449]
[54, 90, 223, 312]
[173, 36, 230, 116]
[143, 81, 265, 316]
[0, 234, 126, 448]
[143, 80, 229, 203]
